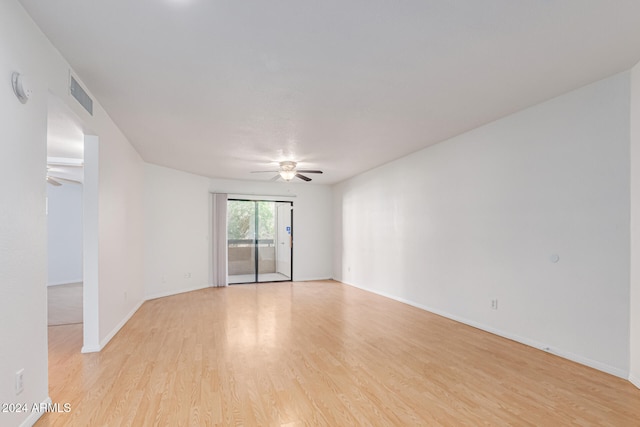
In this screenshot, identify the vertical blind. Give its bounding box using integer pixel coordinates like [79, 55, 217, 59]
[212, 193, 228, 287]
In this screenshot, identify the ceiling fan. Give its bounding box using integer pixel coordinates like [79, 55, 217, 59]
[46, 157, 83, 186]
[46, 173, 82, 186]
[251, 161, 323, 182]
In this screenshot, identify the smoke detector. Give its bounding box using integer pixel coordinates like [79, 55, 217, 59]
[12, 72, 32, 104]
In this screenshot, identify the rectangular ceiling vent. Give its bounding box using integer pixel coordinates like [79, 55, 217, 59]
[70, 75, 93, 116]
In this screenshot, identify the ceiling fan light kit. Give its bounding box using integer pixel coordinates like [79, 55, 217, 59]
[279, 161, 297, 181]
[279, 170, 297, 181]
[251, 160, 323, 182]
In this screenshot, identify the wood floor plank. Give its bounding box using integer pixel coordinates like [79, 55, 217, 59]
[47, 282, 83, 326]
[37, 280, 640, 426]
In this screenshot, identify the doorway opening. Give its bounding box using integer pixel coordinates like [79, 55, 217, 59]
[227, 199, 293, 284]
[46, 93, 100, 356]
[46, 95, 85, 328]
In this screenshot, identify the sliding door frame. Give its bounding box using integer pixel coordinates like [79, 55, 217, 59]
[227, 198, 293, 284]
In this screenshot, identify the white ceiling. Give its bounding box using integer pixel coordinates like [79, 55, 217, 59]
[21, 0, 640, 184]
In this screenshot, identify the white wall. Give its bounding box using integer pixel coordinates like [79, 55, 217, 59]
[47, 183, 83, 286]
[144, 164, 211, 299]
[0, 2, 49, 425]
[95, 115, 145, 349]
[0, 1, 145, 423]
[144, 164, 333, 299]
[630, 61, 640, 388]
[334, 72, 631, 377]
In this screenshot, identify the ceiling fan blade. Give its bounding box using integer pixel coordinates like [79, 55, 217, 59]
[48, 175, 83, 184]
[295, 173, 312, 182]
[270, 175, 281, 181]
[46, 177, 62, 186]
[251, 170, 279, 173]
[296, 170, 323, 174]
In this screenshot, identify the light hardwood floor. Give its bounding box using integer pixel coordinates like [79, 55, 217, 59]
[37, 280, 640, 426]
[47, 282, 83, 326]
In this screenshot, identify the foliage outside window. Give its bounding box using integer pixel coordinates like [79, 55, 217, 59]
[227, 200, 275, 241]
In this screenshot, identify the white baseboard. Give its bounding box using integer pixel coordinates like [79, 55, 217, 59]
[47, 279, 83, 286]
[294, 276, 333, 282]
[340, 280, 628, 379]
[81, 300, 144, 353]
[18, 396, 51, 427]
[630, 373, 640, 389]
[81, 343, 101, 353]
[145, 284, 210, 301]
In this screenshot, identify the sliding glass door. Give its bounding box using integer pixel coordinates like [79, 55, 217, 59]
[227, 200, 256, 283]
[227, 199, 292, 284]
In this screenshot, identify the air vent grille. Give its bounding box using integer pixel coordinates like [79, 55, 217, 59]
[70, 75, 93, 116]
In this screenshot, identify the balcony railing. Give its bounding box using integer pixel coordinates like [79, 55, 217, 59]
[228, 239, 275, 247]
[228, 238, 277, 275]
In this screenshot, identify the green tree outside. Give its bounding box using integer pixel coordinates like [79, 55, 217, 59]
[227, 200, 274, 241]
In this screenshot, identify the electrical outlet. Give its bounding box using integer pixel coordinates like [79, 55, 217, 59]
[491, 298, 498, 310]
[124, 291, 128, 301]
[16, 369, 24, 395]
[184, 272, 191, 279]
